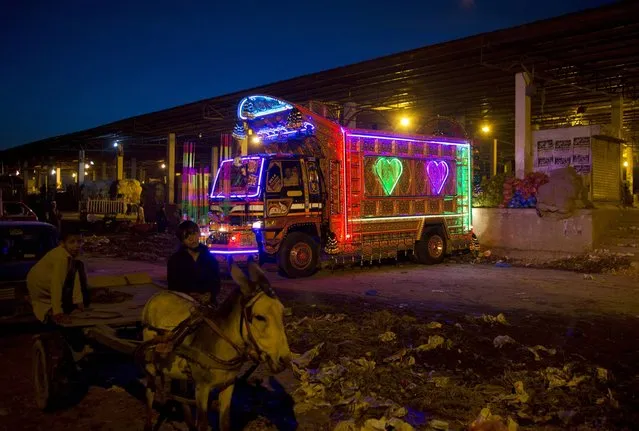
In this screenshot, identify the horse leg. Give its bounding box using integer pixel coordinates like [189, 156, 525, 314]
[194, 383, 212, 431]
[218, 384, 234, 431]
[144, 377, 155, 431]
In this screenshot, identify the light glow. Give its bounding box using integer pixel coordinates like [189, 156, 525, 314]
[399, 117, 410, 127]
[374, 157, 403, 195]
[347, 133, 471, 148]
[15, 170, 19, 176]
[623, 160, 629, 167]
[251, 136, 261, 144]
[481, 124, 491, 134]
[209, 249, 259, 255]
[237, 95, 293, 120]
[50, 169, 56, 175]
[353, 214, 465, 222]
[252, 221, 262, 229]
[161, 163, 166, 169]
[84, 164, 90, 169]
[210, 156, 266, 199]
[340, 127, 349, 241]
[426, 160, 450, 195]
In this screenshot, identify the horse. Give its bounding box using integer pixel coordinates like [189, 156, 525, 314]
[138, 260, 292, 431]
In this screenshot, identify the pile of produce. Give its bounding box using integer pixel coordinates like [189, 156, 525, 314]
[116, 179, 142, 204]
[502, 172, 549, 208]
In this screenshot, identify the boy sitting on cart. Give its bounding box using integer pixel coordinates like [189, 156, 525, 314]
[167, 220, 221, 306]
[27, 227, 90, 326]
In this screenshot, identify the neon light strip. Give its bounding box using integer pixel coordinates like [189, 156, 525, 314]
[210, 157, 265, 199]
[467, 146, 472, 229]
[237, 96, 293, 120]
[347, 133, 470, 148]
[340, 127, 349, 240]
[352, 214, 464, 223]
[209, 249, 259, 255]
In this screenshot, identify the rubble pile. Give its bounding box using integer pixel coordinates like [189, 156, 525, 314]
[82, 232, 178, 262]
[279, 307, 633, 430]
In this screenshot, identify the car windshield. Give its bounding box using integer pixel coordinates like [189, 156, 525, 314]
[211, 157, 264, 199]
[0, 226, 57, 261]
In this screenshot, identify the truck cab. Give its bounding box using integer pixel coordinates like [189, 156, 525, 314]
[209, 154, 324, 277]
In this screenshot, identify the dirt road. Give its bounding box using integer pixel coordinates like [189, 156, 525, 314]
[2, 260, 638, 430]
[85, 257, 639, 316]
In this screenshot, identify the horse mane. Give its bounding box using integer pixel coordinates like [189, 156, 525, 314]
[211, 287, 242, 323]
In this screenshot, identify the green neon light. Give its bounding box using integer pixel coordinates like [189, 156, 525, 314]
[374, 157, 403, 195]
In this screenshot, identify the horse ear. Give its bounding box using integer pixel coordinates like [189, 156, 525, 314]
[230, 263, 253, 296]
[247, 260, 270, 286]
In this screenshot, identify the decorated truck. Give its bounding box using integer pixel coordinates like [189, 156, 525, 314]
[208, 95, 472, 278]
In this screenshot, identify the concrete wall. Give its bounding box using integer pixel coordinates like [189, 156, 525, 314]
[472, 207, 619, 253]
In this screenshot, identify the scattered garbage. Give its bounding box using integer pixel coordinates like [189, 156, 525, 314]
[493, 335, 516, 348]
[527, 345, 557, 361]
[378, 331, 397, 342]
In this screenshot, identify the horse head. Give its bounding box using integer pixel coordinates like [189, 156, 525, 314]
[229, 258, 291, 374]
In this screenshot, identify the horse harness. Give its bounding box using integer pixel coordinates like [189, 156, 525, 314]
[138, 288, 275, 390]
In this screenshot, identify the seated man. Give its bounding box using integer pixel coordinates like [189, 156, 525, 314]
[167, 221, 221, 305]
[27, 228, 90, 325]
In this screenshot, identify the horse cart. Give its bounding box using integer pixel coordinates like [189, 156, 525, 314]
[32, 276, 163, 410]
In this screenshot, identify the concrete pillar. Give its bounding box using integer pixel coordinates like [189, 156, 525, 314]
[492, 138, 498, 177]
[167, 133, 176, 204]
[139, 167, 146, 183]
[130, 158, 137, 180]
[343, 102, 357, 128]
[240, 137, 248, 156]
[611, 96, 623, 140]
[78, 150, 85, 185]
[116, 143, 124, 180]
[515, 72, 532, 178]
[101, 162, 107, 180]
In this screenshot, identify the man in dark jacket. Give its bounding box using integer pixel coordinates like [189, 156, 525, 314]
[167, 220, 220, 305]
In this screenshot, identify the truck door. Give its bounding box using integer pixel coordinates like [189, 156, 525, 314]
[305, 160, 322, 214]
[264, 159, 305, 217]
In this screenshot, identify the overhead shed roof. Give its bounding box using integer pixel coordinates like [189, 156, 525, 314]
[3, 0, 638, 164]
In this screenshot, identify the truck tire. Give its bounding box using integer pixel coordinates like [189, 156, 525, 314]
[415, 229, 446, 265]
[277, 232, 319, 278]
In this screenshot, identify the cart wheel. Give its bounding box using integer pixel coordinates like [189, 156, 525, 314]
[415, 229, 447, 265]
[32, 333, 78, 410]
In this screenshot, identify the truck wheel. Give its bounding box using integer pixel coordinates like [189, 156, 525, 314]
[277, 232, 319, 278]
[415, 230, 446, 265]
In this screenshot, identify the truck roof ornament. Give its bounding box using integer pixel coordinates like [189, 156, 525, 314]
[237, 95, 294, 120]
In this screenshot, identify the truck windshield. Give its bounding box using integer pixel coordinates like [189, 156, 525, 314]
[211, 157, 265, 199]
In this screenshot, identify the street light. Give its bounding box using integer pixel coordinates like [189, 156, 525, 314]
[480, 124, 491, 134]
[50, 168, 56, 175]
[399, 117, 411, 127]
[161, 163, 166, 169]
[251, 136, 261, 144]
[84, 164, 90, 169]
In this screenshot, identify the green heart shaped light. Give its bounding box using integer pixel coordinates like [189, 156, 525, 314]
[374, 157, 403, 195]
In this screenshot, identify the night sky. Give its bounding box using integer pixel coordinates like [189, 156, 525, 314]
[0, 0, 616, 150]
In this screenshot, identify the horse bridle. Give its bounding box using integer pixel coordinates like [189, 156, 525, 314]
[200, 284, 277, 369]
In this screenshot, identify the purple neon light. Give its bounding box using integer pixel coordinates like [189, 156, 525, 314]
[426, 160, 450, 195]
[209, 249, 259, 255]
[347, 133, 469, 147]
[210, 157, 265, 199]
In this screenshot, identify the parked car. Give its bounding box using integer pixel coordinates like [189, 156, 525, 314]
[1, 201, 38, 221]
[0, 221, 58, 317]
